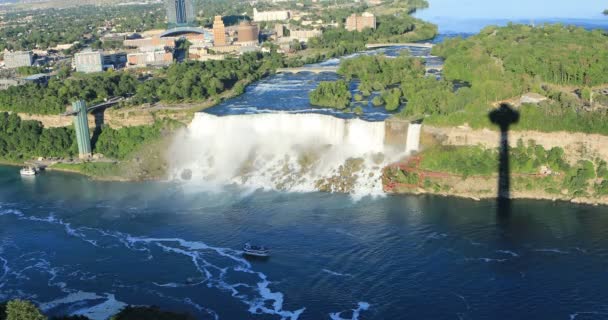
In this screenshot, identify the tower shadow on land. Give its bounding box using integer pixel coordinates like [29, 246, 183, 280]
[489, 103, 520, 219]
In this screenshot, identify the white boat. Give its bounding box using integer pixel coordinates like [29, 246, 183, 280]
[20, 167, 38, 176]
[243, 243, 270, 257]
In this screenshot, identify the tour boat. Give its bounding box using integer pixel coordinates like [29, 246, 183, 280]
[20, 167, 38, 176]
[243, 243, 270, 257]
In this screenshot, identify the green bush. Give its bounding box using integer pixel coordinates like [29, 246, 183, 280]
[6, 300, 46, 320]
[371, 96, 384, 107]
[309, 80, 352, 109]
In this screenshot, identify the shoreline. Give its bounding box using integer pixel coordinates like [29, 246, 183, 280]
[387, 187, 608, 207]
[3, 162, 606, 207]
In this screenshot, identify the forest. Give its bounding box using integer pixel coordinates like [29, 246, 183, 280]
[301, 14, 436, 66]
[0, 112, 169, 162]
[0, 5, 166, 52]
[0, 52, 283, 115]
[0, 299, 194, 320]
[423, 24, 608, 134]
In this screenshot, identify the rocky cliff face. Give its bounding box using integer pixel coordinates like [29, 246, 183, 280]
[424, 125, 608, 164]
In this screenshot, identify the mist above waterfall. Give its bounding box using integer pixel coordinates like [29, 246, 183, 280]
[169, 113, 419, 197]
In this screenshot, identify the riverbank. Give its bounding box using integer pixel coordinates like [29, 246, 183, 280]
[382, 125, 608, 206]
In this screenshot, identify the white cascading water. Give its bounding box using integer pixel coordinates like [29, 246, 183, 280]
[405, 123, 422, 155]
[169, 113, 419, 197]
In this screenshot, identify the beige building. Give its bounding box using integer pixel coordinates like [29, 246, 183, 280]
[253, 8, 290, 22]
[123, 37, 176, 49]
[345, 12, 376, 32]
[127, 49, 173, 67]
[213, 16, 227, 46]
[290, 29, 322, 42]
[4, 51, 33, 69]
[275, 24, 285, 38]
[189, 45, 225, 62]
[236, 21, 259, 46]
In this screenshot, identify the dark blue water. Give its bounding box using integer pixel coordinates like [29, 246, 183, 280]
[1, 167, 608, 320]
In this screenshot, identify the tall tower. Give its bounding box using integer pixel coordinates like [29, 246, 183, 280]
[72, 100, 92, 159]
[213, 16, 226, 46]
[166, 0, 195, 28]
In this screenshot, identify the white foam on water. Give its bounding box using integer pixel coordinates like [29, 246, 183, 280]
[70, 294, 128, 320]
[0, 256, 9, 287]
[39, 291, 104, 311]
[496, 250, 519, 257]
[465, 258, 507, 263]
[322, 269, 352, 277]
[569, 311, 608, 319]
[1, 208, 306, 319]
[534, 248, 570, 254]
[169, 113, 416, 198]
[329, 302, 370, 320]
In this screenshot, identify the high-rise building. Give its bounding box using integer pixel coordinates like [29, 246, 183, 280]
[345, 12, 376, 32]
[166, 0, 196, 28]
[213, 16, 227, 46]
[4, 51, 33, 69]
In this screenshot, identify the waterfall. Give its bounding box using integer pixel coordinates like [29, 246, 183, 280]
[405, 123, 422, 155]
[169, 113, 419, 196]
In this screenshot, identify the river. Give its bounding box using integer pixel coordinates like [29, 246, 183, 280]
[3, 7, 608, 320]
[2, 166, 608, 319]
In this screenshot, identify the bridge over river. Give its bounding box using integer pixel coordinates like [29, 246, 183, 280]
[276, 64, 442, 75]
[365, 42, 434, 49]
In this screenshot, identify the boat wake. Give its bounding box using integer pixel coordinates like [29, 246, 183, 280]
[0, 206, 305, 319]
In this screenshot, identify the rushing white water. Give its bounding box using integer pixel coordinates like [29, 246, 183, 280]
[405, 123, 422, 155]
[169, 113, 419, 197]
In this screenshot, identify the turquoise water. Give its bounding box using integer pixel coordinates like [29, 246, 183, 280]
[415, 0, 608, 33]
[1, 166, 608, 319]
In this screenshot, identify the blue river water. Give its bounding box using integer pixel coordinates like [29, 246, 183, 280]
[2, 167, 608, 319]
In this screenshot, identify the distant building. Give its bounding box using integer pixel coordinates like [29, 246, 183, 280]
[103, 52, 128, 70]
[345, 12, 376, 32]
[127, 49, 174, 67]
[213, 16, 227, 46]
[4, 51, 33, 69]
[74, 51, 103, 73]
[123, 37, 177, 49]
[275, 24, 285, 38]
[74, 50, 127, 73]
[0, 78, 25, 90]
[290, 29, 322, 42]
[166, 0, 196, 28]
[236, 21, 259, 46]
[188, 45, 225, 62]
[253, 8, 290, 22]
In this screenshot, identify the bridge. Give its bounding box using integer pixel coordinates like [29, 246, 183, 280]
[61, 97, 124, 116]
[276, 66, 339, 74]
[365, 43, 434, 49]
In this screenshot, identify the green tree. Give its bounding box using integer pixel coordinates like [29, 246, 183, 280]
[5, 300, 46, 320]
[309, 80, 352, 109]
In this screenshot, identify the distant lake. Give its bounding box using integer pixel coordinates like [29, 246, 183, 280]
[415, 0, 608, 34]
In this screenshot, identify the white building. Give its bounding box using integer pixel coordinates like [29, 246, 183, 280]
[4, 51, 33, 69]
[253, 8, 290, 22]
[74, 51, 103, 73]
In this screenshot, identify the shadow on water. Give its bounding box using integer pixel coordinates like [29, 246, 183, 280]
[489, 103, 520, 220]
